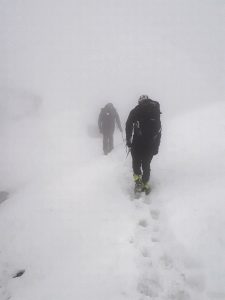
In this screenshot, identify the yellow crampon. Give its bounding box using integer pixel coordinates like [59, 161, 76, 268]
[133, 174, 142, 183]
[142, 182, 151, 195]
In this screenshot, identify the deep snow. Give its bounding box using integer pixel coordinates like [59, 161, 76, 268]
[0, 99, 224, 300]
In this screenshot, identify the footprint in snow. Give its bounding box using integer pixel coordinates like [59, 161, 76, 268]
[137, 276, 162, 298]
[150, 209, 160, 220]
[141, 247, 151, 258]
[138, 219, 148, 228]
[143, 196, 151, 205]
[160, 254, 174, 270]
[151, 237, 160, 243]
[129, 237, 134, 244]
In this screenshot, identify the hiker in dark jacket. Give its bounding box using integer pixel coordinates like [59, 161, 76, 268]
[98, 103, 122, 155]
[126, 95, 161, 195]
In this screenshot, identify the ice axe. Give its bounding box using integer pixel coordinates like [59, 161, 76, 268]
[125, 146, 131, 158]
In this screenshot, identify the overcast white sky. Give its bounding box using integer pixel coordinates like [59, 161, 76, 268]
[0, 0, 224, 114]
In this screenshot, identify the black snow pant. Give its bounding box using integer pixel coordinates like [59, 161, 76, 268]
[103, 132, 114, 155]
[131, 147, 154, 184]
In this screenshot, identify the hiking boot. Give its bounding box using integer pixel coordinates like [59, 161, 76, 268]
[133, 174, 143, 194]
[134, 181, 143, 193]
[142, 182, 151, 195]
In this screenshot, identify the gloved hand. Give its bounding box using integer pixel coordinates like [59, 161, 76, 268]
[126, 140, 132, 148]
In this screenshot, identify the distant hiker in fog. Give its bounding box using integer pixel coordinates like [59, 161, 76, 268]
[126, 95, 161, 196]
[98, 103, 122, 155]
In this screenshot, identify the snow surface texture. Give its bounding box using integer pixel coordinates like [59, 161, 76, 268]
[0, 100, 225, 300]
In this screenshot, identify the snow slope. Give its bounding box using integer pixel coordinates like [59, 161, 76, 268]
[0, 99, 225, 300]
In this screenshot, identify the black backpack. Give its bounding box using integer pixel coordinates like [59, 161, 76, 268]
[135, 100, 161, 139]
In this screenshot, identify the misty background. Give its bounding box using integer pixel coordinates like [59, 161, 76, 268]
[1, 0, 224, 112]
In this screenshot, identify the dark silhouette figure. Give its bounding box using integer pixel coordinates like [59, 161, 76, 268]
[126, 95, 161, 194]
[98, 103, 122, 155]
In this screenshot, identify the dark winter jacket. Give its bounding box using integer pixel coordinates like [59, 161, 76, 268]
[126, 99, 161, 155]
[98, 103, 122, 135]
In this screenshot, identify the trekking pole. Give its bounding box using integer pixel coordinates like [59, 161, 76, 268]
[120, 131, 130, 159]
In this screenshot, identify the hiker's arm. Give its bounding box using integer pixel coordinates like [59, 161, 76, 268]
[115, 111, 122, 132]
[126, 110, 134, 145]
[98, 111, 103, 132]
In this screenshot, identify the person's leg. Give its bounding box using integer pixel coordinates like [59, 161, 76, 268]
[103, 134, 108, 155]
[131, 147, 142, 177]
[108, 133, 114, 153]
[141, 152, 154, 194]
[131, 147, 143, 193]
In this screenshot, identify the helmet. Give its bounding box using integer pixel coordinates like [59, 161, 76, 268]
[138, 95, 149, 104]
